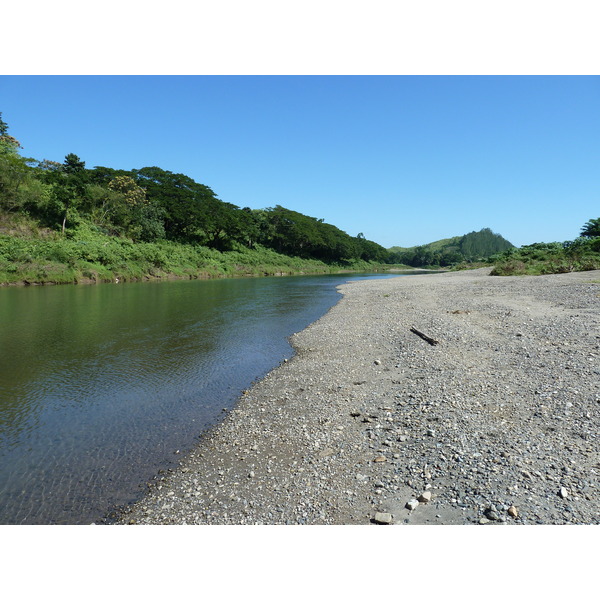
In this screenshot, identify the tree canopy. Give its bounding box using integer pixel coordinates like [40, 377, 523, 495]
[0, 114, 391, 265]
[581, 218, 600, 238]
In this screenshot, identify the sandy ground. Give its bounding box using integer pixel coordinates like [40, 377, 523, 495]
[116, 268, 600, 525]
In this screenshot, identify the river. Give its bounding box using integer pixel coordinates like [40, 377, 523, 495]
[0, 272, 423, 524]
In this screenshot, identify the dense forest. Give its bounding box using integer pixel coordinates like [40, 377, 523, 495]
[388, 228, 515, 267]
[0, 113, 390, 283]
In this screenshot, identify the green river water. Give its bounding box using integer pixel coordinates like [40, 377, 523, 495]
[0, 272, 415, 524]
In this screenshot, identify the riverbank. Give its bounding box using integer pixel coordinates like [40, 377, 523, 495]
[115, 268, 600, 525]
[0, 231, 406, 286]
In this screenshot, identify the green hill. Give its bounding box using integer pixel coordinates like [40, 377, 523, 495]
[388, 228, 515, 267]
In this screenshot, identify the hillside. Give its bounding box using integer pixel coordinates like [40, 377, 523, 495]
[388, 228, 515, 267]
[0, 113, 392, 285]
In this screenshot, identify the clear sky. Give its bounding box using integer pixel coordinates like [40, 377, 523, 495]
[1, 75, 598, 248]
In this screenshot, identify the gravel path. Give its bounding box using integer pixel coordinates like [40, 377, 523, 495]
[116, 268, 600, 525]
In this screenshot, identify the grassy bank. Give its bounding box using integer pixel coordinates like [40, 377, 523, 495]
[0, 219, 392, 286]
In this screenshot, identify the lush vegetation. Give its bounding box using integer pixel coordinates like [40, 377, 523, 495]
[2, 112, 598, 284]
[489, 235, 600, 276]
[0, 113, 393, 285]
[388, 228, 515, 268]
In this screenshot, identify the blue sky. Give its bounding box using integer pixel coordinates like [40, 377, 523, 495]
[1, 75, 598, 249]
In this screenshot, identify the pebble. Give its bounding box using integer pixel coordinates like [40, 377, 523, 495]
[115, 268, 600, 527]
[485, 508, 500, 521]
[418, 491, 432, 503]
[374, 512, 393, 524]
[406, 498, 420, 511]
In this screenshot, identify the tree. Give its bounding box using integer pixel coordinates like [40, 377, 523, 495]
[580, 218, 600, 238]
[42, 154, 89, 234]
[63, 153, 86, 173]
[0, 113, 30, 211]
[132, 166, 217, 241]
[0, 152, 31, 211]
[0, 112, 22, 155]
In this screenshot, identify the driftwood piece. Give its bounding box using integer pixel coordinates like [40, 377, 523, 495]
[410, 327, 439, 346]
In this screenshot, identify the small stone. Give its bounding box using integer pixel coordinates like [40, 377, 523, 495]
[485, 508, 500, 521]
[418, 491, 432, 503]
[508, 506, 518, 518]
[373, 456, 387, 463]
[318, 448, 335, 458]
[374, 360, 381, 365]
[406, 498, 420, 511]
[374, 512, 393, 524]
[559, 487, 569, 499]
[248, 471, 255, 478]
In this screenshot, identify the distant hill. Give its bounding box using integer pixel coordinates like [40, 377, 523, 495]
[388, 228, 515, 267]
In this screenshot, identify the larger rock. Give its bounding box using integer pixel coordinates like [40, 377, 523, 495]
[406, 498, 420, 511]
[418, 491, 432, 503]
[374, 512, 393, 524]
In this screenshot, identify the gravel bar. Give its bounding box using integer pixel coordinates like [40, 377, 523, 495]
[116, 268, 600, 525]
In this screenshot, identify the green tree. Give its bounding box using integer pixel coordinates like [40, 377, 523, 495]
[63, 153, 86, 173]
[580, 218, 600, 238]
[132, 166, 217, 242]
[0, 112, 22, 155]
[0, 114, 34, 212]
[42, 154, 89, 234]
[0, 153, 30, 212]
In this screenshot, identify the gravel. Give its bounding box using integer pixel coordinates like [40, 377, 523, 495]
[115, 268, 600, 525]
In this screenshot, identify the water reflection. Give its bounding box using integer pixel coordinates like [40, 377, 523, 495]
[0, 272, 414, 524]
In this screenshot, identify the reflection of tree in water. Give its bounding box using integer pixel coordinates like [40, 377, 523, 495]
[0, 274, 348, 523]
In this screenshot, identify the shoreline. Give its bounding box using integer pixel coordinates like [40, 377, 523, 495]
[0, 265, 418, 288]
[116, 268, 600, 525]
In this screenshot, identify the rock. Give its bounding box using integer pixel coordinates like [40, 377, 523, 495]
[418, 491, 432, 503]
[373, 512, 393, 524]
[484, 508, 500, 521]
[373, 456, 387, 463]
[406, 498, 420, 511]
[507, 506, 518, 518]
[318, 448, 335, 458]
[374, 360, 381, 365]
[559, 487, 569, 499]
